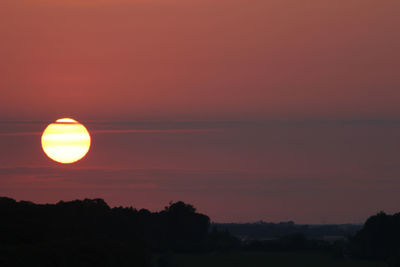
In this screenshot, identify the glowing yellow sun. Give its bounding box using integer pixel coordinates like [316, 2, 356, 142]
[41, 118, 91, 164]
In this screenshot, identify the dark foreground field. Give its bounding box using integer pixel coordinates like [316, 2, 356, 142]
[162, 251, 387, 267]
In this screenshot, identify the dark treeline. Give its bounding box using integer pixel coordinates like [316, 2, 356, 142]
[0, 197, 235, 267]
[0, 197, 399, 266]
[0, 197, 209, 266]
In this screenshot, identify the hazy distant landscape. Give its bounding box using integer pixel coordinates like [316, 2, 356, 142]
[213, 222, 362, 241]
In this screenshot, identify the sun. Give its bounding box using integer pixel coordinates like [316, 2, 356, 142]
[41, 118, 91, 164]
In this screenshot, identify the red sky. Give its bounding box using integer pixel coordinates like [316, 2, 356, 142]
[0, 0, 400, 223]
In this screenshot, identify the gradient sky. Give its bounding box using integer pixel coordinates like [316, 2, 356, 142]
[0, 0, 400, 223]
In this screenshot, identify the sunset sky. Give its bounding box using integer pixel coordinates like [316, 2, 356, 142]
[1, 0, 400, 223]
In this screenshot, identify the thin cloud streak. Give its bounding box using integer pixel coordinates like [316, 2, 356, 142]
[1, 119, 399, 136]
[93, 129, 222, 134]
[0, 165, 394, 192]
[0, 132, 42, 136]
[0, 129, 221, 137]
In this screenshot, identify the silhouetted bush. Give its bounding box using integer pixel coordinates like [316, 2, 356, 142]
[207, 226, 241, 251]
[349, 211, 400, 266]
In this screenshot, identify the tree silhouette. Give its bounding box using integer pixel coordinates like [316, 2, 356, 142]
[350, 211, 400, 265]
[0, 197, 213, 266]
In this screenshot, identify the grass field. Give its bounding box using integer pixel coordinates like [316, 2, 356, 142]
[160, 251, 387, 267]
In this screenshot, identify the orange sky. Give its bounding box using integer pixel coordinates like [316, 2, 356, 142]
[1, 0, 399, 121]
[1, 0, 400, 223]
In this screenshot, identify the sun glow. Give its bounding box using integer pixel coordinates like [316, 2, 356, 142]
[41, 118, 91, 164]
